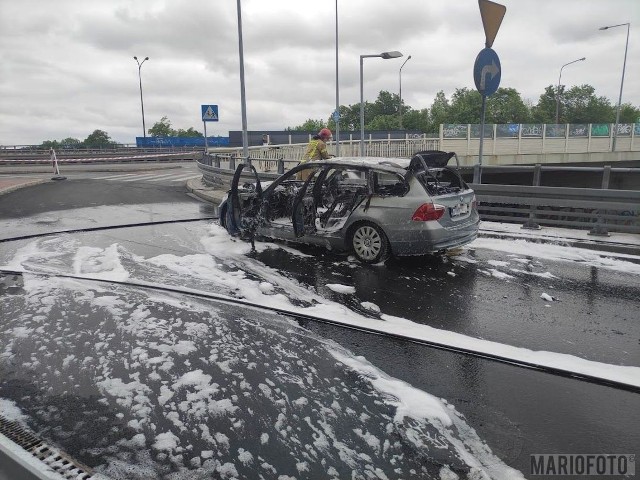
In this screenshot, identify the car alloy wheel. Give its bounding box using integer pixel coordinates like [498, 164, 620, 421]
[351, 222, 389, 263]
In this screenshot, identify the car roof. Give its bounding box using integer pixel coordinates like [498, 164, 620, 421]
[306, 157, 410, 173]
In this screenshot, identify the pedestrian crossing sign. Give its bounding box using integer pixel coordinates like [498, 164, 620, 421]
[201, 104, 219, 122]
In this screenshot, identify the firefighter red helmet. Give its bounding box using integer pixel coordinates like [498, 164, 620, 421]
[319, 128, 332, 139]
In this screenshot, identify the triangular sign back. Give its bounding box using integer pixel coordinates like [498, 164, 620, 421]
[479, 0, 506, 48]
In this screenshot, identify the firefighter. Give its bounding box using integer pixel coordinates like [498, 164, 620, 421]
[298, 128, 332, 180]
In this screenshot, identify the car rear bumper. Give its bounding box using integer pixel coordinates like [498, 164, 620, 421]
[387, 218, 479, 255]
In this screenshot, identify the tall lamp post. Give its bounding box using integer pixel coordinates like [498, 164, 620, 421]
[236, 0, 249, 162]
[555, 57, 585, 125]
[334, 0, 340, 156]
[399, 55, 411, 130]
[360, 51, 403, 156]
[599, 22, 630, 152]
[133, 56, 149, 138]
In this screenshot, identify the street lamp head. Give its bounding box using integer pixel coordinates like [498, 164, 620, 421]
[144, 57, 149, 61]
[407, 55, 412, 60]
[133, 56, 138, 60]
[579, 57, 586, 61]
[380, 51, 403, 59]
[599, 22, 630, 31]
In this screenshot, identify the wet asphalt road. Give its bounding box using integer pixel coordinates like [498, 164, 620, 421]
[0, 177, 639, 477]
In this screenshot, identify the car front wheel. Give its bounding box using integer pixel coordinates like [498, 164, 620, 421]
[350, 222, 389, 264]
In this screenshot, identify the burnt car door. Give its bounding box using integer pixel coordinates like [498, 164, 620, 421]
[291, 167, 321, 237]
[226, 163, 263, 238]
[293, 166, 372, 235]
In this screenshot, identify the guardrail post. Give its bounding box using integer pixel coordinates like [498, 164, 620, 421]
[522, 163, 541, 230]
[472, 164, 481, 184]
[589, 165, 611, 237]
[277, 158, 284, 174]
[214, 154, 220, 168]
[229, 154, 236, 170]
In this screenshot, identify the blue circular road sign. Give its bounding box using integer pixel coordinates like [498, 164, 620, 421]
[473, 48, 501, 96]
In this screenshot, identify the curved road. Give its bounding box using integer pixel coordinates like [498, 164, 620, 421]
[0, 174, 638, 477]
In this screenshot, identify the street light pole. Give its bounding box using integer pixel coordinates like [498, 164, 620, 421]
[359, 51, 403, 157]
[399, 55, 411, 130]
[133, 56, 149, 138]
[599, 22, 630, 152]
[236, 0, 249, 163]
[555, 57, 585, 125]
[335, 0, 340, 156]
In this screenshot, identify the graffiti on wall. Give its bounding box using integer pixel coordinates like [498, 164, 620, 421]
[443, 124, 468, 138]
[520, 124, 544, 137]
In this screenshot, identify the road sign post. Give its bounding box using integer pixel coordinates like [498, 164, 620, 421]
[201, 105, 219, 152]
[473, 47, 501, 183]
[474, 0, 506, 183]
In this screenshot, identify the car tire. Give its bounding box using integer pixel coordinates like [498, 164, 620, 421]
[350, 222, 389, 264]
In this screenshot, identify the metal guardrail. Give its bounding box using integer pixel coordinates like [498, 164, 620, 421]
[472, 184, 640, 235]
[197, 154, 640, 236]
[469, 164, 640, 235]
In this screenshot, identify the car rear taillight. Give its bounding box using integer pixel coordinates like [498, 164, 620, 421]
[412, 203, 445, 221]
[472, 194, 478, 210]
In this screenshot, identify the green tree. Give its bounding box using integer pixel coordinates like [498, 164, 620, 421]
[59, 137, 82, 149]
[488, 87, 531, 123]
[367, 114, 400, 131]
[329, 104, 363, 132]
[40, 137, 82, 150]
[446, 87, 531, 125]
[148, 116, 174, 137]
[40, 140, 60, 150]
[174, 127, 203, 138]
[428, 91, 450, 132]
[83, 130, 114, 148]
[448, 88, 483, 123]
[286, 118, 326, 132]
[402, 108, 430, 132]
[531, 86, 557, 123]
[619, 103, 640, 123]
[563, 85, 614, 123]
[533, 84, 615, 124]
[371, 90, 400, 117]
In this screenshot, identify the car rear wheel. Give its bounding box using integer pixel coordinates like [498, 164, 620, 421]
[350, 222, 389, 264]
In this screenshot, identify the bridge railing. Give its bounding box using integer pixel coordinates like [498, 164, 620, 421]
[206, 137, 439, 164]
[440, 123, 640, 157]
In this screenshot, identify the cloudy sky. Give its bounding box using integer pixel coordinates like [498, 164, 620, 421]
[0, 0, 638, 146]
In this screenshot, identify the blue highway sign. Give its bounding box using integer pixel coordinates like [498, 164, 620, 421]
[473, 48, 501, 96]
[201, 104, 219, 122]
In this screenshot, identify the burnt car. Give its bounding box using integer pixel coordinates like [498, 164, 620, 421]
[219, 151, 479, 263]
